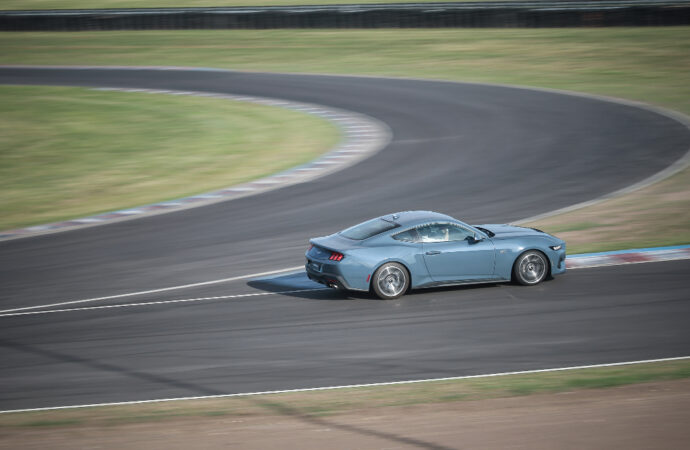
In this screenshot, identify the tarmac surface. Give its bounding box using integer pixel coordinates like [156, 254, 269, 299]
[0, 67, 688, 410]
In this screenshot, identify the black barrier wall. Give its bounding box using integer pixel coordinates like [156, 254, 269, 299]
[1, 1, 689, 30]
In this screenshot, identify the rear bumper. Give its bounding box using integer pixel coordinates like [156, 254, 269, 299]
[305, 258, 364, 291]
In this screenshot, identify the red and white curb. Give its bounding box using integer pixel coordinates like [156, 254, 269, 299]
[0, 87, 390, 242]
[566, 245, 690, 269]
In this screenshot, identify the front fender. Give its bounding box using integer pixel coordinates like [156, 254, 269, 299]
[494, 238, 566, 279]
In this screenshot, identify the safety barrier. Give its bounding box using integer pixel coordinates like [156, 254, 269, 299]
[1, 1, 689, 30]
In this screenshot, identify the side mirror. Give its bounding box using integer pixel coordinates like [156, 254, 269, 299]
[468, 234, 484, 243]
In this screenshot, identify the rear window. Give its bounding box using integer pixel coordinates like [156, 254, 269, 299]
[339, 218, 398, 240]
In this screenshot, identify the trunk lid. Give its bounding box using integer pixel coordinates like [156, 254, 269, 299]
[309, 233, 363, 254]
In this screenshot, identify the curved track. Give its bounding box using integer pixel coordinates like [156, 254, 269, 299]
[0, 67, 689, 410]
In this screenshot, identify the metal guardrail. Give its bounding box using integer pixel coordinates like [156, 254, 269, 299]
[1, 1, 689, 30]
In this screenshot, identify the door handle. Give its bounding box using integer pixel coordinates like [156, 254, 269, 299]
[425, 250, 441, 255]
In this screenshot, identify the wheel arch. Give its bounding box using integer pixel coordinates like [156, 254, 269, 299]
[369, 259, 412, 293]
[511, 248, 552, 282]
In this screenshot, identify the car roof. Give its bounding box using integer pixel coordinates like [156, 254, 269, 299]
[381, 211, 458, 228]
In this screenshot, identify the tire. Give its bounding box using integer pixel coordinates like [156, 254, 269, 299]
[371, 262, 409, 300]
[513, 250, 549, 286]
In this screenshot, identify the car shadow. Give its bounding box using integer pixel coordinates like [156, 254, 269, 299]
[246, 271, 374, 301]
[247, 270, 509, 301]
[412, 282, 507, 296]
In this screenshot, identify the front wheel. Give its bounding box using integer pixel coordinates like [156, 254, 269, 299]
[371, 262, 409, 300]
[513, 250, 548, 286]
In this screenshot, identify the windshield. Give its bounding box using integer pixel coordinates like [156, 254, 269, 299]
[474, 226, 495, 238]
[339, 218, 398, 240]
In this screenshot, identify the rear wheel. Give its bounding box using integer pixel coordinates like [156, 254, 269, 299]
[371, 262, 409, 300]
[513, 250, 548, 286]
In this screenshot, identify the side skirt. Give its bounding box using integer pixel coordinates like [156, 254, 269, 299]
[414, 278, 511, 290]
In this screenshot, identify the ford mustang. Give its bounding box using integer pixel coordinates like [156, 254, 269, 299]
[305, 211, 566, 299]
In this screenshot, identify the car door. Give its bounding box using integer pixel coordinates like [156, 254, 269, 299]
[419, 223, 496, 282]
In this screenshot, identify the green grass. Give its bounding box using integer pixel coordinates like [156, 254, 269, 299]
[0, 85, 339, 230]
[3, 0, 511, 10]
[1, 359, 688, 428]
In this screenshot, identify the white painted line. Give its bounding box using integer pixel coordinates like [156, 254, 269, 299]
[1, 356, 687, 414]
[0, 265, 304, 314]
[6, 249, 684, 316]
[0, 288, 326, 318]
[254, 268, 306, 279]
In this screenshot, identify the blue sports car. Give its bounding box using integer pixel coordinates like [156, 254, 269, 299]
[305, 211, 566, 299]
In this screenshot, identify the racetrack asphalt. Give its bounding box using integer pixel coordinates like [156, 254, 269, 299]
[0, 67, 689, 410]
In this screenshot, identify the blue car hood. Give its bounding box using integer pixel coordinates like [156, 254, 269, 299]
[475, 224, 546, 239]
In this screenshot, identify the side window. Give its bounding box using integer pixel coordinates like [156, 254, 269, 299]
[418, 223, 473, 243]
[447, 224, 474, 241]
[417, 224, 446, 243]
[392, 228, 420, 243]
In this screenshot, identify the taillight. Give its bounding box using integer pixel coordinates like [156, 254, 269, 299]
[329, 251, 344, 262]
[308, 244, 314, 251]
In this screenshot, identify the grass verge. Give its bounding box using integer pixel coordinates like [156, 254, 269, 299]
[0, 27, 688, 247]
[1, 359, 688, 428]
[0, 85, 339, 230]
[527, 168, 690, 254]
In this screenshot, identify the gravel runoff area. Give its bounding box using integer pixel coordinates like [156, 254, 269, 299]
[1, 379, 688, 449]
